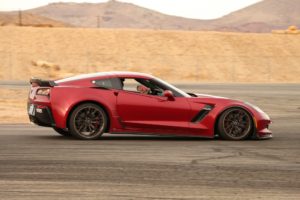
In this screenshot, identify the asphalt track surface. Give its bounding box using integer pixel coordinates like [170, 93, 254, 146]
[0, 84, 300, 199]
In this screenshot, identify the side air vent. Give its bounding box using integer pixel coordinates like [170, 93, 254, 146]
[191, 105, 214, 123]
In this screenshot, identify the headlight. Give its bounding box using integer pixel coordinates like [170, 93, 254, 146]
[37, 88, 50, 96]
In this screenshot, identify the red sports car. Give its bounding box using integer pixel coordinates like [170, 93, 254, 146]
[28, 72, 272, 140]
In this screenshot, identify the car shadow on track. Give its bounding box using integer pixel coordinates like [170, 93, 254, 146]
[35, 134, 215, 141]
[35, 132, 264, 142]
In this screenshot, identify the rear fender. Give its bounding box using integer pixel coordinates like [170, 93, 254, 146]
[50, 87, 118, 130]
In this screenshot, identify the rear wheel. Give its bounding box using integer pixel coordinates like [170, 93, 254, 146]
[218, 108, 253, 140]
[53, 127, 71, 136]
[69, 103, 108, 140]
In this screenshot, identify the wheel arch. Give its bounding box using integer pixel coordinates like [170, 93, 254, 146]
[214, 105, 256, 138]
[66, 100, 111, 133]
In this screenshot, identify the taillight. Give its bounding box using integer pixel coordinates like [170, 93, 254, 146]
[36, 88, 50, 96]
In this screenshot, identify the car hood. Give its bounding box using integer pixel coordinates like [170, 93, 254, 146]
[187, 93, 242, 105]
[193, 93, 228, 99]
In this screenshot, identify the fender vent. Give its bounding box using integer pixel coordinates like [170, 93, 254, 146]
[191, 105, 214, 123]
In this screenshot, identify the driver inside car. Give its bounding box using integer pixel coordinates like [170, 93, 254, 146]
[137, 85, 150, 94]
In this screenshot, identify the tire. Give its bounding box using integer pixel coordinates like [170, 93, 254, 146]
[217, 108, 253, 140]
[53, 127, 71, 136]
[69, 103, 108, 140]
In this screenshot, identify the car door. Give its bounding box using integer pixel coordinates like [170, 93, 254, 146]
[116, 89, 192, 134]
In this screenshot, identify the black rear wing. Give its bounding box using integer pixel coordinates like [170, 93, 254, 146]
[30, 78, 57, 87]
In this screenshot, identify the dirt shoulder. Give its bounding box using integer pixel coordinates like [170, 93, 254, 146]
[0, 88, 29, 123]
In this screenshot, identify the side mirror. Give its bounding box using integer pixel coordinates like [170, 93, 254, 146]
[163, 90, 175, 100]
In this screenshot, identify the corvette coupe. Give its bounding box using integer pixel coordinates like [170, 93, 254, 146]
[28, 71, 272, 140]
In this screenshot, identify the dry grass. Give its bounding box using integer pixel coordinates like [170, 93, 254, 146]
[0, 27, 300, 83]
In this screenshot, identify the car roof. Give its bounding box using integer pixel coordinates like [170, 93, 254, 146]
[56, 71, 154, 83]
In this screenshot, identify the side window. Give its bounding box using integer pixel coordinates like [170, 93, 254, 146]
[93, 79, 113, 89]
[122, 78, 141, 92]
[92, 78, 122, 89]
[120, 78, 164, 96]
[111, 78, 122, 89]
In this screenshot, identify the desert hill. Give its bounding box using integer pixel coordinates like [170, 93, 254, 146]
[0, 12, 69, 27]
[0, 26, 299, 82]
[212, 0, 300, 32]
[18, 0, 300, 32]
[28, 0, 210, 30]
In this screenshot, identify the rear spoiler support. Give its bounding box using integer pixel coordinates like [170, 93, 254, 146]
[30, 78, 58, 87]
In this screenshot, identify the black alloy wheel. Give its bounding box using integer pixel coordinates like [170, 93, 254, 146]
[218, 108, 253, 140]
[69, 103, 108, 140]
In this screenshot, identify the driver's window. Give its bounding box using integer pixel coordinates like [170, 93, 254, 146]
[120, 78, 163, 96]
[121, 78, 141, 92]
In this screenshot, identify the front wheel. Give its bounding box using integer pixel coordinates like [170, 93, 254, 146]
[69, 103, 108, 140]
[217, 108, 253, 140]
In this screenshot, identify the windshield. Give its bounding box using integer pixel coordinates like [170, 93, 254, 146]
[152, 77, 191, 97]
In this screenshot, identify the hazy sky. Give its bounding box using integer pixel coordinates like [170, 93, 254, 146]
[0, 0, 262, 19]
